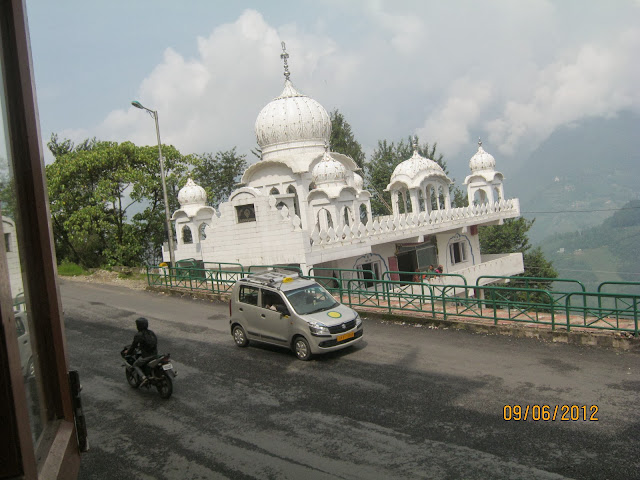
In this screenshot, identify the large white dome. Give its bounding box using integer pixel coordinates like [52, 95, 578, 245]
[254, 79, 331, 159]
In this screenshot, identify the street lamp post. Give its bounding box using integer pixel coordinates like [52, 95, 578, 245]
[131, 100, 176, 267]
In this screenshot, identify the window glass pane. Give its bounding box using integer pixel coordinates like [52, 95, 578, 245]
[0, 51, 45, 448]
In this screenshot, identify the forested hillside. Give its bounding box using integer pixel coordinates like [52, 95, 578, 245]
[510, 111, 640, 244]
[540, 200, 640, 291]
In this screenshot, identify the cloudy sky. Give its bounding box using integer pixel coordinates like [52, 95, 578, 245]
[26, 0, 640, 181]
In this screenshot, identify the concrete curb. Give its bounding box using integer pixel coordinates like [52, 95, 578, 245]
[146, 286, 640, 352]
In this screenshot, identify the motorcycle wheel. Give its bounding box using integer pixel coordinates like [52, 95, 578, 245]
[157, 373, 173, 399]
[125, 368, 140, 388]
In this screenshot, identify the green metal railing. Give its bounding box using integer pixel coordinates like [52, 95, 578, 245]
[146, 265, 244, 294]
[566, 292, 638, 335]
[345, 278, 558, 329]
[146, 264, 640, 336]
[384, 270, 468, 285]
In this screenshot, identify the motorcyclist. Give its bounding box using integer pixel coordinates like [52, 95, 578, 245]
[126, 317, 158, 386]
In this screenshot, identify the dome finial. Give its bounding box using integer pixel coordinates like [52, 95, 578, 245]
[478, 137, 482, 147]
[412, 136, 419, 154]
[280, 41, 291, 81]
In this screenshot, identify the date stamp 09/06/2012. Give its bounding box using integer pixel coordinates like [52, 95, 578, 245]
[503, 405, 599, 422]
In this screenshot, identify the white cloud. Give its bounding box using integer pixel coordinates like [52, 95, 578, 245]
[487, 28, 640, 156]
[68, 2, 639, 174]
[416, 79, 493, 158]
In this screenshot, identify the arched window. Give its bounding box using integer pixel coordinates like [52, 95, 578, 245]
[276, 202, 286, 210]
[418, 190, 426, 212]
[438, 185, 445, 210]
[198, 223, 208, 240]
[405, 191, 413, 213]
[182, 225, 193, 244]
[429, 186, 438, 211]
[473, 189, 488, 205]
[397, 192, 406, 214]
[359, 204, 368, 225]
[493, 187, 501, 203]
[343, 206, 352, 226]
[270, 187, 280, 195]
[287, 185, 300, 217]
[316, 208, 333, 231]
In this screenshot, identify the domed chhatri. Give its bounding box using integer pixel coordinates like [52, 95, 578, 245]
[254, 43, 331, 160]
[464, 139, 505, 206]
[178, 178, 207, 210]
[469, 139, 496, 172]
[388, 139, 449, 189]
[312, 149, 347, 185]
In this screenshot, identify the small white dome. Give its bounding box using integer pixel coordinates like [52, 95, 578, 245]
[255, 79, 331, 158]
[178, 178, 207, 208]
[312, 151, 347, 185]
[469, 141, 496, 172]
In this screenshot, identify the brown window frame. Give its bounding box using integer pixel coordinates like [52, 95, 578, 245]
[0, 0, 81, 478]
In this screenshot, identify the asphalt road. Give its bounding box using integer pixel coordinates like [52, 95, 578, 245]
[59, 279, 640, 480]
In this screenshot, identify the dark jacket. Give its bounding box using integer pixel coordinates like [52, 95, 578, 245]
[129, 329, 158, 358]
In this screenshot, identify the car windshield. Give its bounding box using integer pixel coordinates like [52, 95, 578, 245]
[285, 284, 339, 315]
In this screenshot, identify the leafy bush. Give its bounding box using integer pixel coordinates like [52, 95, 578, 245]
[57, 261, 88, 276]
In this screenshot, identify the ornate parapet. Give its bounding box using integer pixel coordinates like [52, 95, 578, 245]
[309, 198, 520, 249]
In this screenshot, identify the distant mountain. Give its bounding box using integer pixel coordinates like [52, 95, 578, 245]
[509, 111, 640, 244]
[540, 200, 640, 291]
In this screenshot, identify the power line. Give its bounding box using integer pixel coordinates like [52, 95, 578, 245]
[522, 206, 640, 214]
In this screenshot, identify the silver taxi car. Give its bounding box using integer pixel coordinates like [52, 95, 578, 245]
[229, 270, 363, 360]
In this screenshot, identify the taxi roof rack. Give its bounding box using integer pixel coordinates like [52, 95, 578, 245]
[242, 269, 300, 288]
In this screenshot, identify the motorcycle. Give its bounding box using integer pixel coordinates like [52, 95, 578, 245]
[121, 346, 177, 399]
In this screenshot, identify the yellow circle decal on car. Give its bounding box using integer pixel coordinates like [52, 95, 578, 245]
[327, 311, 342, 318]
[283, 277, 293, 283]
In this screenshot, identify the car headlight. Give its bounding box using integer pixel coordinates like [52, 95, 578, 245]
[355, 313, 362, 327]
[308, 322, 330, 336]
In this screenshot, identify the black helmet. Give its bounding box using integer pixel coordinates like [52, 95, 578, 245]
[135, 317, 149, 331]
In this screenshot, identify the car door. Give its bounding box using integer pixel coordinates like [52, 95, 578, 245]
[258, 288, 290, 345]
[235, 284, 261, 339]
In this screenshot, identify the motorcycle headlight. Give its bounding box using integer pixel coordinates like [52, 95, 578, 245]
[308, 322, 330, 336]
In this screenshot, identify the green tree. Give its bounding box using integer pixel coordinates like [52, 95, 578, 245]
[0, 166, 16, 220]
[190, 148, 247, 208]
[479, 217, 533, 255]
[45, 135, 190, 267]
[480, 217, 558, 295]
[329, 109, 365, 169]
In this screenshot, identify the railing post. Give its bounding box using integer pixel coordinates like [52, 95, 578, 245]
[635, 297, 639, 337]
[548, 291, 555, 331]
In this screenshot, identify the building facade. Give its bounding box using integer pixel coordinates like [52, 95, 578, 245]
[165, 48, 524, 286]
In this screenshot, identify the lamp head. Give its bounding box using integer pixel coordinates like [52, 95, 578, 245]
[131, 100, 144, 109]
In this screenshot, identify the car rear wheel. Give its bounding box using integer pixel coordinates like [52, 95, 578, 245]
[294, 336, 312, 361]
[232, 325, 249, 347]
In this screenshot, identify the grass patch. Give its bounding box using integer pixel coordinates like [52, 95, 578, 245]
[58, 261, 88, 276]
[118, 271, 146, 282]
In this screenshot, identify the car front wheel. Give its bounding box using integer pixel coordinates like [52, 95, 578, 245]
[294, 336, 312, 361]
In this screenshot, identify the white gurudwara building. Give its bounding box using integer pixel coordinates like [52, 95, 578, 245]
[165, 45, 524, 286]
